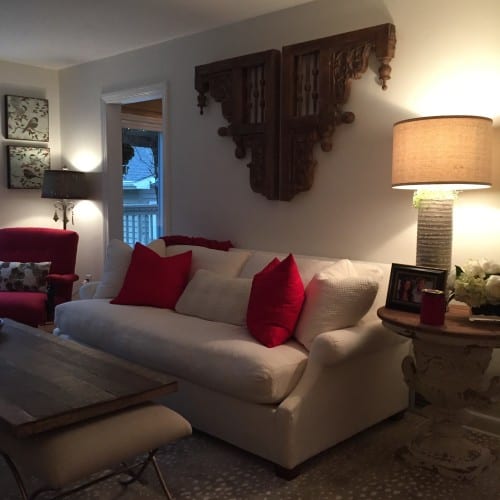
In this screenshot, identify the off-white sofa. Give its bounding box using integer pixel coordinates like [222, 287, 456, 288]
[54, 240, 410, 476]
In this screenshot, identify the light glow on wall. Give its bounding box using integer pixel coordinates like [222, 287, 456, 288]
[454, 203, 500, 236]
[452, 202, 500, 263]
[410, 65, 500, 121]
[71, 151, 100, 172]
[74, 200, 101, 220]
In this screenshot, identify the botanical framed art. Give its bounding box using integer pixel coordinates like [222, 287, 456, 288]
[5, 95, 49, 141]
[385, 263, 447, 313]
[7, 146, 50, 189]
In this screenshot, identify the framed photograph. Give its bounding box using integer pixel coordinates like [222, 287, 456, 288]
[386, 263, 447, 313]
[7, 146, 50, 189]
[5, 95, 49, 141]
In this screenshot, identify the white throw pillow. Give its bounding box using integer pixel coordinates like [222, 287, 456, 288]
[294, 259, 379, 350]
[175, 269, 252, 326]
[166, 245, 250, 278]
[146, 238, 167, 257]
[93, 238, 166, 299]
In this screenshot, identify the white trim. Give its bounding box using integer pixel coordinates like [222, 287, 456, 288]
[121, 113, 162, 132]
[101, 83, 165, 104]
[100, 82, 170, 247]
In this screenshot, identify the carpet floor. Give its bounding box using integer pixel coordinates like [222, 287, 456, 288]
[1, 413, 499, 499]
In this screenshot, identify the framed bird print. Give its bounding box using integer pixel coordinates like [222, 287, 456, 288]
[7, 146, 50, 189]
[5, 95, 49, 141]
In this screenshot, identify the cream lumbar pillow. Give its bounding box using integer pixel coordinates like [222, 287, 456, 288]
[294, 259, 379, 350]
[93, 238, 166, 299]
[175, 269, 252, 326]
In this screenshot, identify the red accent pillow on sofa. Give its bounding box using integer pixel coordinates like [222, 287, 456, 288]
[246, 254, 305, 348]
[111, 243, 192, 309]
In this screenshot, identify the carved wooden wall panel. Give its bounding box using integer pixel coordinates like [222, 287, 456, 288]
[195, 50, 281, 199]
[279, 23, 396, 200]
[195, 24, 396, 201]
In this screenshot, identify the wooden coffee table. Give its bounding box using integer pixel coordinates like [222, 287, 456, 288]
[0, 318, 177, 438]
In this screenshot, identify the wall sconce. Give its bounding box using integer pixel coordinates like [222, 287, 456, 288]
[41, 169, 89, 230]
[392, 115, 492, 273]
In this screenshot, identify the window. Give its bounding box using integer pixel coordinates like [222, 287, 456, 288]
[121, 100, 163, 245]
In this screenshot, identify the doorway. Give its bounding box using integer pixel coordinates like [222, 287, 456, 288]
[121, 99, 163, 245]
[101, 84, 169, 246]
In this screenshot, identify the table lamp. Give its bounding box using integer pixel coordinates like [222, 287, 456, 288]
[41, 169, 88, 229]
[392, 115, 492, 272]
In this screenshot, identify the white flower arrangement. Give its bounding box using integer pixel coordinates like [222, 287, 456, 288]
[453, 259, 500, 308]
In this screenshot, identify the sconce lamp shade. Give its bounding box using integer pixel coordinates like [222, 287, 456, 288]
[41, 170, 88, 200]
[392, 115, 492, 190]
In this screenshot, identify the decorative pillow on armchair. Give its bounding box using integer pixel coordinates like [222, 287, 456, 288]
[0, 261, 51, 292]
[294, 259, 380, 350]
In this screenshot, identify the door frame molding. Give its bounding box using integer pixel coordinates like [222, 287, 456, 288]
[101, 83, 169, 245]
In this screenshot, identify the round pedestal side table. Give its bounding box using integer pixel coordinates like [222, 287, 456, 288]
[377, 304, 500, 480]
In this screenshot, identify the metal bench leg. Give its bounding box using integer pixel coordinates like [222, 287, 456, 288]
[2, 448, 174, 500]
[119, 449, 173, 499]
[151, 454, 173, 500]
[1, 452, 29, 500]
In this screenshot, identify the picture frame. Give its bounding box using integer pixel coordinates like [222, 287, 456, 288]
[386, 263, 447, 313]
[7, 146, 50, 189]
[5, 95, 49, 141]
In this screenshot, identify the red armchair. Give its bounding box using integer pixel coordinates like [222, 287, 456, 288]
[0, 227, 79, 326]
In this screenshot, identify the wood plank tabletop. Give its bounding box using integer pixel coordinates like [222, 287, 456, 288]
[0, 318, 177, 437]
[378, 305, 500, 345]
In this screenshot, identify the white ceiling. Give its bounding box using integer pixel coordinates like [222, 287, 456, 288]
[0, 0, 316, 70]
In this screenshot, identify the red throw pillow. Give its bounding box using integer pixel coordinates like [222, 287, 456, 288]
[161, 235, 234, 251]
[111, 243, 192, 309]
[246, 254, 305, 348]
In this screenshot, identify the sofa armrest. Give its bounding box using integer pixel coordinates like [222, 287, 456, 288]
[308, 320, 409, 367]
[79, 281, 100, 299]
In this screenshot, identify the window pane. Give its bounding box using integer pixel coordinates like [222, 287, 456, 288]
[122, 128, 162, 245]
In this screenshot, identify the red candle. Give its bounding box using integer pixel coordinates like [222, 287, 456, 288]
[420, 289, 445, 326]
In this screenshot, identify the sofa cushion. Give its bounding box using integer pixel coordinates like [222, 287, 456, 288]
[94, 239, 166, 299]
[166, 245, 250, 278]
[0, 291, 47, 326]
[294, 260, 379, 350]
[238, 251, 333, 286]
[145, 238, 167, 257]
[55, 299, 308, 405]
[111, 243, 192, 309]
[246, 254, 305, 348]
[0, 261, 51, 292]
[175, 270, 251, 326]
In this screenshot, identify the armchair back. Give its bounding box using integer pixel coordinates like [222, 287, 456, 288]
[0, 227, 79, 325]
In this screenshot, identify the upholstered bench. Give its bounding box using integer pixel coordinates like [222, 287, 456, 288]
[0, 402, 192, 499]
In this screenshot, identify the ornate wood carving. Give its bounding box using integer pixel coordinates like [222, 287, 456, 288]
[279, 23, 396, 200]
[195, 50, 281, 199]
[195, 24, 396, 200]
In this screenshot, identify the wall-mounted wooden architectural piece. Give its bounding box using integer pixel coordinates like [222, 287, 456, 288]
[195, 50, 281, 199]
[195, 24, 396, 200]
